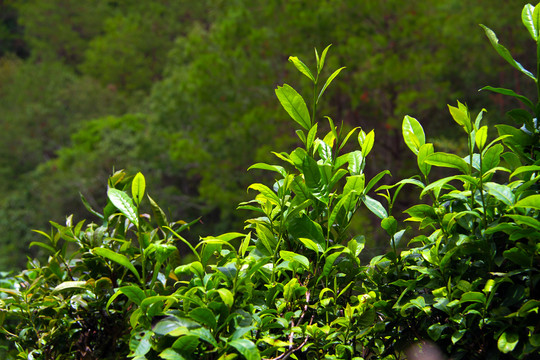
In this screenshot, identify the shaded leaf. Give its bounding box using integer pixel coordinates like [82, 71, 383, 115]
[92, 247, 141, 282]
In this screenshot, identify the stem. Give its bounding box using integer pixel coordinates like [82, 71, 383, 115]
[311, 75, 318, 127]
[477, 153, 488, 228]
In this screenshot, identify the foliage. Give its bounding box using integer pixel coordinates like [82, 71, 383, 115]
[1, 0, 534, 270]
[1, 2, 540, 359]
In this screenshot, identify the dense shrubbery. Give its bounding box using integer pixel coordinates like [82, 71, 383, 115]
[0, 0, 531, 269]
[1, 3, 540, 359]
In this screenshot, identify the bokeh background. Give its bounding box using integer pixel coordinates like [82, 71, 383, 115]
[0, 0, 534, 270]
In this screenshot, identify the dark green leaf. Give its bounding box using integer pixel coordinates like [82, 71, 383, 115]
[481, 25, 537, 82]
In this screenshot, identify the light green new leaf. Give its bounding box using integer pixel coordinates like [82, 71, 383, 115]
[299, 237, 323, 253]
[317, 44, 332, 74]
[475, 125, 488, 150]
[417, 143, 434, 178]
[275, 84, 311, 130]
[92, 247, 141, 282]
[317, 67, 345, 104]
[248, 183, 280, 205]
[289, 56, 315, 82]
[402, 116, 425, 155]
[425, 152, 470, 174]
[448, 102, 472, 133]
[248, 163, 287, 178]
[280, 250, 310, 270]
[131, 330, 152, 357]
[481, 24, 537, 82]
[510, 165, 540, 179]
[107, 188, 139, 227]
[498, 332, 519, 353]
[514, 194, 540, 210]
[106, 285, 146, 310]
[344, 175, 365, 195]
[159, 349, 188, 360]
[215, 288, 234, 308]
[131, 172, 145, 206]
[52, 281, 87, 293]
[228, 339, 261, 360]
[360, 130, 375, 157]
[522, 4, 539, 40]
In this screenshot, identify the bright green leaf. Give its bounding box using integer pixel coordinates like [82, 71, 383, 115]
[229, 339, 261, 360]
[317, 67, 345, 104]
[425, 152, 470, 174]
[132, 172, 146, 206]
[402, 116, 425, 155]
[275, 84, 311, 130]
[289, 56, 315, 82]
[107, 188, 139, 227]
[498, 332, 519, 353]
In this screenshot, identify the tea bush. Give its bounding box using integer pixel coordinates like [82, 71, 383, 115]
[1, 3, 539, 359]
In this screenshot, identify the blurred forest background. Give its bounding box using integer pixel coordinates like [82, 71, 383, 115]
[0, 0, 535, 271]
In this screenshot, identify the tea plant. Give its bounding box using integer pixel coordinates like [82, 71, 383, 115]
[1, 3, 540, 360]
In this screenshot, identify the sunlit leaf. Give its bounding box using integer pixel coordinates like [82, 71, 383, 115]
[498, 332, 519, 353]
[275, 84, 311, 130]
[132, 172, 146, 206]
[107, 188, 139, 227]
[317, 67, 345, 104]
[229, 339, 261, 360]
[425, 152, 470, 174]
[289, 56, 315, 82]
[402, 115, 425, 155]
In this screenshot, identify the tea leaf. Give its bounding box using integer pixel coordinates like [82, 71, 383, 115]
[228, 339, 261, 360]
[480, 86, 534, 109]
[475, 125, 488, 150]
[514, 194, 540, 210]
[498, 332, 519, 353]
[131, 172, 146, 206]
[448, 102, 472, 133]
[425, 152, 470, 174]
[317, 67, 345, 104]
[275, 84, 311, 130]
[289, 56, 315, 82]
[417, 143, 434, 178]
[107, 188, 139, 227]
[402, 116, 425, 155]
[481, 24, 537, 82]
[52, 281, 87, 293]
[280, 250, 310, 270]
[522, 4, 539, 40]
[361, 195, 388, 219]
[92, 247, 141, 282]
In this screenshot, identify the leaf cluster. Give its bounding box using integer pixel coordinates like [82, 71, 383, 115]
[1, 3, 540, 360]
